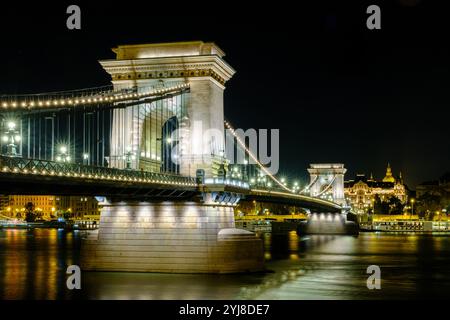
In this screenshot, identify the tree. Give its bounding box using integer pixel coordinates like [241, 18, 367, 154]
[388, 196, 404, 215]
[417, 192, 441, 218]
[373, 195, 382, 214]
[24, 202, 37, 222]
[374, 195, 389, 215]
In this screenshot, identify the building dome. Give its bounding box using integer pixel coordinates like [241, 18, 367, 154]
[382, 163, 396, 183]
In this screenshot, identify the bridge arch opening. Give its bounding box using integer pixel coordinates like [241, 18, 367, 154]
[161, 116, 179, 174]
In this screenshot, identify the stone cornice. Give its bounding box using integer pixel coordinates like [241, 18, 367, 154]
[100, 55, 235, 86]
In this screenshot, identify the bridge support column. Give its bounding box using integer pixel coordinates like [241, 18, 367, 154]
[81, 200, 264, 273]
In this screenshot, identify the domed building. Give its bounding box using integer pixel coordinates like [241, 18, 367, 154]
[382, 163, 396, 183]
[344, 164, 408, 214]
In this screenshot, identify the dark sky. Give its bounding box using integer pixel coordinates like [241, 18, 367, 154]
[0, 1, 448, 188]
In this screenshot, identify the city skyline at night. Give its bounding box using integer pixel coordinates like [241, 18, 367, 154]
[0, 2, 448, 187]
[1, 0, 450, 308]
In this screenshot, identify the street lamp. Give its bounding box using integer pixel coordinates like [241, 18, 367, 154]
[82, 153, 89, 165]
[124, 147, 136, 170]
[443, 209, 448, 231]
[410, 198, 415, 220]
[56, 145, 71, 162]
[2, 120, 21, 157]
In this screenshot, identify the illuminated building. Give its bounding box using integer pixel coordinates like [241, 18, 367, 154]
[2, 195, 58, 218]
[0, 195, 99, 219]
[66, 196, 100, 218]
[344, 164, 407, 214]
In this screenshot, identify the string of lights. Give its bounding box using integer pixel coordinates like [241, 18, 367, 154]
[224, 120, 293, 193]
[0, 83, 190, 110]
[298, 175, 319, 194]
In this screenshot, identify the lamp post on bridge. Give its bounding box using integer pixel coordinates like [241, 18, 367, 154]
[82, 153, 90, 165]
[2, 121, 21, 157]
[124, 147, 136, 170]
[56, 145, 71, 163]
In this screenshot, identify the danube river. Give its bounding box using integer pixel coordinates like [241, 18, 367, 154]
[1, 228, 450, 299]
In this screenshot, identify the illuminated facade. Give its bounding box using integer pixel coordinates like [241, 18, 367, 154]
[344, 164, 407, 214]
[1, 195, 57, 218]
[0, 195, 99, 219]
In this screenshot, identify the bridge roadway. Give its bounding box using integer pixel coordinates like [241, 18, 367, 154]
[0, 155, 343, 212]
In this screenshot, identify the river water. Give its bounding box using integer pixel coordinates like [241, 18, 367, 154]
[1, 228, 450, 300]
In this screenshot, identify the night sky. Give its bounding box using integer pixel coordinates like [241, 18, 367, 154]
[0, 1, 448, 188]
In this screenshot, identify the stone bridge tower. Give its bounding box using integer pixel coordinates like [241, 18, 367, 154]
[307, 163, 347, 206]
[100, 41, 235, 178]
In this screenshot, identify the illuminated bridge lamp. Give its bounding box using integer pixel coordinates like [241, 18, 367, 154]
[56, 145, 71, 163]
[3, 120, 20, 157]
[124, 147, 136, 170]
[83, 153, 90, 165]
[7, 121, 16, 130]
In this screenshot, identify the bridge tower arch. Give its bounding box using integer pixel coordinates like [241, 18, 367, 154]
[100, 41, 235, 178]
[307, 163, 347, 206]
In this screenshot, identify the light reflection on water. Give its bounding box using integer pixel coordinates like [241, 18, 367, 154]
[1, 229, 450, 299]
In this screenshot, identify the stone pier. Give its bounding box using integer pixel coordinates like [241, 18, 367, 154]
[81, 201, 264, 273]
[297, 212, 359, 235]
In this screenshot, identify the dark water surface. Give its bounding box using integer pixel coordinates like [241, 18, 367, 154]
[1, 228, 450, 299]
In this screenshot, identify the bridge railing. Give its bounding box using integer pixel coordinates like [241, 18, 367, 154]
[204, 177, 250, 190]
[0, 156, 196, 186]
